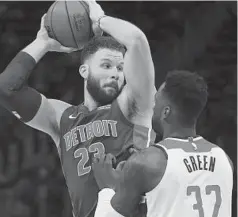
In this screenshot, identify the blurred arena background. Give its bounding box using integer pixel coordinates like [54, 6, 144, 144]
[0, 1, 236, 217]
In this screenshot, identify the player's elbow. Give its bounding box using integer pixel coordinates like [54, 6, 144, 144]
[127, 31, 148, 49]
[0, 81, 11, 99]
[0, 73, 21, 99]
[135, 31, 148, 44]
[0, 82, 14, 112]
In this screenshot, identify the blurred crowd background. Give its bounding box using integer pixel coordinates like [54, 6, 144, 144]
[0, 1, 236, 217]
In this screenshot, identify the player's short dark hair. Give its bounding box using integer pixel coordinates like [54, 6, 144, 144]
[80, 36, 126, 63]
[163, 70, 208, 125]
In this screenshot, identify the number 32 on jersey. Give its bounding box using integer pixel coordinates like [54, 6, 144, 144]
[187, 185, 222, 217]
[74, 142, 105, 176]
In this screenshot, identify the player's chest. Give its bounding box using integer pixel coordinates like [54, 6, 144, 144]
[62, 110, 132, 152]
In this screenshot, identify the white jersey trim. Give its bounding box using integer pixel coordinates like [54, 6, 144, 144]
[146, 128, 152, 148]
[164, 136, 203, 142]
[154, 143, 168, 152]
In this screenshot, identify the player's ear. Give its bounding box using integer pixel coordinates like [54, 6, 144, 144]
[79, 64, 89, 79]
[163, 106, 171, 119]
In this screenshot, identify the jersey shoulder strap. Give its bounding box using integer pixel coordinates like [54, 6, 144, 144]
[152, 143, 168, 160]
[60, 104, 86, 133]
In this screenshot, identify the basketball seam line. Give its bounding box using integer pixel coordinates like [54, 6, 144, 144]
[80, 1, 93, 37]
[65, 0, 78, 48]
[50, 1, 60, 43]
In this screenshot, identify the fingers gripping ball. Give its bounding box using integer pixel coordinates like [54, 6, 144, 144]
[44, 0, 94, 49]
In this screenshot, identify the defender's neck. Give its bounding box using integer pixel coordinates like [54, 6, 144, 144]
[163, 124, 197, 140]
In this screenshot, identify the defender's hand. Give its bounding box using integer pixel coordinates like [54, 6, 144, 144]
[36, 14, 77, 53]
[92, 153, 120, 191]
[85, 0, 104, 36]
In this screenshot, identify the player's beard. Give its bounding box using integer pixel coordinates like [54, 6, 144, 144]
[87, 72, 123, 106]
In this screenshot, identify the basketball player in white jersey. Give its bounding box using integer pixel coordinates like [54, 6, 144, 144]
[92, 70, 234, 217]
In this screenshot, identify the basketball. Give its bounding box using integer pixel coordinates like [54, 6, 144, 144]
[44, 0, 94, 49]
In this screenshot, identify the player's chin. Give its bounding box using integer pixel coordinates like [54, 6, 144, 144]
[98, 92, 118, 105]
[104, 88, 119, 98]
[104, 86, 118, 94]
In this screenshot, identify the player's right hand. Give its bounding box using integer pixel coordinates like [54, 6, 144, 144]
[36, 14, 77, 53]
[92, 153, 120, 191]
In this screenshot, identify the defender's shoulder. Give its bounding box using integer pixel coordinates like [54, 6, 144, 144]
[144, 145, 168, 172]
[124, 146, 167, 192]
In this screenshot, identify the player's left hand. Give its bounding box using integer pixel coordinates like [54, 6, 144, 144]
[92, 153, 121, 191]
[85, 0, 104, 36]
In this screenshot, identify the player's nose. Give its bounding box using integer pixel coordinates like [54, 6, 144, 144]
[110, 68, 119, 80]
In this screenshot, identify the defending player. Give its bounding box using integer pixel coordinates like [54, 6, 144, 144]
[0, 1, 155, 217]
[93, 70, 233, 217]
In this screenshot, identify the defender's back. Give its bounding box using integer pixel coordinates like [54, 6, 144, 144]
[146, 137, 233, 217]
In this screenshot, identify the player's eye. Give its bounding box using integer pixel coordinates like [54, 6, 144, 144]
[117, 65, 123, 72]
[101, 63, 111, 69]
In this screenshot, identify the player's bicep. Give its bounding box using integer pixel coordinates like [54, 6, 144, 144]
[26, 97, 71, 145]
[111, 187, 142, 217]
[25, 95, 58, 137]
[112, 148, 167, 216]
[123, 35, 156, 112]
[111, 155, 147, 216]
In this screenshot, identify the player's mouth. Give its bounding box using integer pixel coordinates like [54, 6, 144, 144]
[104, 82, 118, 91]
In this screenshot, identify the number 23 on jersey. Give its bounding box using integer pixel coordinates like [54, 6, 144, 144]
[74, 142, 105, 176]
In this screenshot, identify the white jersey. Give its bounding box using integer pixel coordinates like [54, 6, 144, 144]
[145, 136, 233, 217]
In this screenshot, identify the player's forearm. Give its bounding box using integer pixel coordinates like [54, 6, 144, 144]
[99, 16, 147, 49]
[0, 39, 48, 95]
[22, 38, 49, 62]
